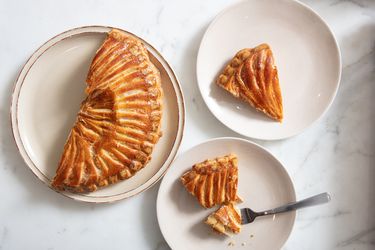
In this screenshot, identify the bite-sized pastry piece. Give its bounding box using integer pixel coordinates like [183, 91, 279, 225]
[205, 202, 242, 235]
[180, 154, 240, 208]
[216, 44, 283, 122]
[51, 29, 163, 192]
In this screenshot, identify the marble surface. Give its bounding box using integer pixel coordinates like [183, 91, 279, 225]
[0, 0, 374, 249]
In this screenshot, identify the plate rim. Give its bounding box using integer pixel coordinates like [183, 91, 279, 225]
[156, 136, 296, 249]
[10, 25, 186, 203]
[196, 0, 342, 140]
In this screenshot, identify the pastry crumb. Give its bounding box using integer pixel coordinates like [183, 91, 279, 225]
[228, 240, 235, 247]
[241, 242, 246, 246]
[250, 234, 254, 238]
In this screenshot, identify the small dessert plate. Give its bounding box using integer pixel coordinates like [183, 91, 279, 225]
[157, 137, 296, 250]
[11, 26, 185, 203]
[197, 0, 341, 140]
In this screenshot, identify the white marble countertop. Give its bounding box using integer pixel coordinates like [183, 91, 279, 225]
[0, 0, 374, 249]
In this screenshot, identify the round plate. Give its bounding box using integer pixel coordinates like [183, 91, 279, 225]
[157, 137, 296, 250]
[11, 26, 185, 203]
[197, 0, 341, 140]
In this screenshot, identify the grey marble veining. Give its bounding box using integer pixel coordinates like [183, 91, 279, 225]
[0, 0, 374, 249]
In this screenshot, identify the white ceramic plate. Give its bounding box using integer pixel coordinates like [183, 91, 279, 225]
[11, 26, 185, 203]
[157, 137, 296, 250]
[197, 0, 341, 140]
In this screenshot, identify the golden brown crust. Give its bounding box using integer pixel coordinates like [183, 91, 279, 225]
[51, 29, 163, 192]
[180, 154, 239, 208]
[217, 44, 283, 122]
[205, 202, 241, 235]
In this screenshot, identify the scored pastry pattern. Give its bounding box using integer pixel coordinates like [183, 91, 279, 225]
[217, 44, 283, 122]
[205, 202, 242, 235]
[51, 29, 163, 192]
[180, 154, 239, 208]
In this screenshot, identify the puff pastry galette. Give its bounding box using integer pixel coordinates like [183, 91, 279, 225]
[217, 44, 283, 122]
[205, 202, 241, 235]
[180, 154, 239, 208]
[51, 29, 163, 192]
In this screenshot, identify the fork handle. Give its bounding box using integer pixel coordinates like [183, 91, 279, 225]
[258, 192, 331, 216]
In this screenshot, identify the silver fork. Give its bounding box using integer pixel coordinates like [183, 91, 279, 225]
[241, 192, 331, 224]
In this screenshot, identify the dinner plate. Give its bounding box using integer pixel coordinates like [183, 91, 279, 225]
[11, 26, 185, 203]
[197, 0, 341, 140]
[157, 137, 296, 250]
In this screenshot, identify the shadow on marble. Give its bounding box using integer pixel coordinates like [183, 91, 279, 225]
[318, 21, 375, 247]
[139, 182, 171, 250]
[338, 20, 375, 68]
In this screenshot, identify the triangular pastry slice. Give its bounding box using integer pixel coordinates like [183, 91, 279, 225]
[205, 202, 242, 235]
[180, 154, 240, 208]
[217, 44, 283, 122]
[51, 29, 163, 192]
